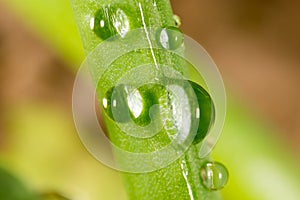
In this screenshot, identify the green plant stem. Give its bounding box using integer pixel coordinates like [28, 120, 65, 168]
[71, 0, 220, 199]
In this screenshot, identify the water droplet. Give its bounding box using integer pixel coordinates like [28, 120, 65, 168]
[102, 84, 163, 125]
[187, 81, 215, 144]
[164, 80, 214, 144]
[102, 84, 131, 123]
[173, 14, 182, 27]
[92, 6, 130, 40]
[200, 162, 228, 190]
[156, 26, 183, 50]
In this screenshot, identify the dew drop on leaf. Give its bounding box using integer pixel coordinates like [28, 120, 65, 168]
[156, 26, 183, 50]
[173, 14, 182, 27]
[200, 162, 229, 190]
[102, 84, 132, 123]
[92, 6, 130, 40]
[102, 84, 163, 126]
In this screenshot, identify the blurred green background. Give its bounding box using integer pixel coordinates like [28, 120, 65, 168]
[0, 0, 299, 199]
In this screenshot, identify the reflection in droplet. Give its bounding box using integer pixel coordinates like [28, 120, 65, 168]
[127, 89, 143, 118]
[92, 6, 130, 40]
[113, 9, 130, 38]
[102, 97, 108, 109]
[156, 26, 183, 50]
[200, 162, 228, 190]
[90, 17, 95, 30]
[100, 19, 105, 27]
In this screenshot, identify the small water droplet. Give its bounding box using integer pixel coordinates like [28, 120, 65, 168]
[173, 14, 182, 27]
[92, 6, 131, 40]
[156, 26, 183, 50]
[200, 162, 229, 190]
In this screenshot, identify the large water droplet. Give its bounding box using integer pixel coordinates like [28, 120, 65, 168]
[156, 26, 183, 50]
[200, 162, 229, 190]
[92, 6, 130, 40]
[187, 81, 215, 144]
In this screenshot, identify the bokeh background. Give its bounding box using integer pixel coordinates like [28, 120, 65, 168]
[0, 0, 299, 199]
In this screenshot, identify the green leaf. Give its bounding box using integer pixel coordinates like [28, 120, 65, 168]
[0, 167, 37, 200]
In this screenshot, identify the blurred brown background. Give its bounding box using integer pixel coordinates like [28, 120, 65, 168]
[1, 0, 299, 152]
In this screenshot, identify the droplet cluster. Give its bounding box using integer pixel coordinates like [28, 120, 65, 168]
[102, 80, 214, 143]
